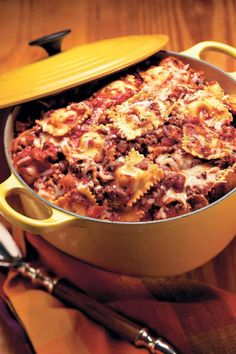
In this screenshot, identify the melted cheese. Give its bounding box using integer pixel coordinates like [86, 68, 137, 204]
[162, 188, 188, 208]
[183, 164, 220, 191]
[140, 66, 171, 85]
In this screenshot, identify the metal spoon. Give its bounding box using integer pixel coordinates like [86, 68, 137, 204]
[0, 222, 178, 354]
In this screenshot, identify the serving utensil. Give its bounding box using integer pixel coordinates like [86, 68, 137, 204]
[0, 222, 178, 354]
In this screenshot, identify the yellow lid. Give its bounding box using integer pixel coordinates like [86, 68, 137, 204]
[0, 34, 168, 109]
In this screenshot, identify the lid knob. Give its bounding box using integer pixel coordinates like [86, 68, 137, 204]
[29, 29, 71, 56]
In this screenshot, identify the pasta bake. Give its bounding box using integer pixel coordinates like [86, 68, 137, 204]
[11, 57, 236, 221]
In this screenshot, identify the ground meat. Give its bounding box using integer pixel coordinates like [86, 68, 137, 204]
[43, 142, 58, 161]
[187, 194, 208, 210]
[29, 143, 58, 163]
[188, 68, 205, 86]
[13, 146, 32, 165]
[183, 115, 201, 125]
[219, 125, 236, 142]
[186, 184, 211, 196]
[135, 159, 149, 170]
[128, 131, 163, 156]
[208, 182, 228, 202]
[162, 172, 186, 193]
[160, 57, 186, 70]
[149, 102, 161, 116]
[117, 140, 129, 154]
[90, 87, 135, 109]
[104, 185, 130, 209]
[59, 174, 78, 191]
[87, 205, 105, 218]
[143, 184, 166, 207]
[163, 124, 182, 142]
[213, 154, 236, 169]
[168, 86, 192, 102]
[137, 131, 162, 145]
[165, 201, 189, 217]
[30, 147, 48, 162]
[107, 160, 123, 172]
[168, 114, 184, 127]
[154, 201, 187, 220]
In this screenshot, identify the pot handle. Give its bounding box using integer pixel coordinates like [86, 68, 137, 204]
[0, 173, 79, 234]
[182, 41, 236, 79]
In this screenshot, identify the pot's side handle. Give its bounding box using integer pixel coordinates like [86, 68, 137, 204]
[0, 174, 78, 234]
[181, 41, 236, 79]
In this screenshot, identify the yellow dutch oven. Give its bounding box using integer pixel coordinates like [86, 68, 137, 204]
[0, 32, 235, 276]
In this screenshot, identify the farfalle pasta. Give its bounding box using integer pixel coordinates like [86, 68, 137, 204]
[11, 57, 236, 221]
[114, 149, 164, 207]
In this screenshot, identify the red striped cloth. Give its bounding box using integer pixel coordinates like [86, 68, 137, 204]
[1, 225, 236, 354]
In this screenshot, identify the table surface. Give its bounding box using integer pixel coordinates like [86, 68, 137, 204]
[0, 0, 235, 292]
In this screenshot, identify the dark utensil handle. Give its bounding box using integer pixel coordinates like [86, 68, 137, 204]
[29, 29, 71, 56]
[16, 264, 178, 354]
[53, 279, 178, 354]
[54, 278, 140, 342]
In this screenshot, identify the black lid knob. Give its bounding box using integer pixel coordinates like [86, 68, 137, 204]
[29, 29, 71, 56]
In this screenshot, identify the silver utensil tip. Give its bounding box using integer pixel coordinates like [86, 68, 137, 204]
[135, 328, 178, 354]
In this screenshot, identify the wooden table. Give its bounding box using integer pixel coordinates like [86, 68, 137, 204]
[0, 0, 235, 291]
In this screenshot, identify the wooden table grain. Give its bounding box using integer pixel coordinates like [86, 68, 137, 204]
[0, 0, 235, 292]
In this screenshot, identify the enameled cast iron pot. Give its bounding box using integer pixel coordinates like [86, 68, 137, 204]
[0, 38, 235, 276]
